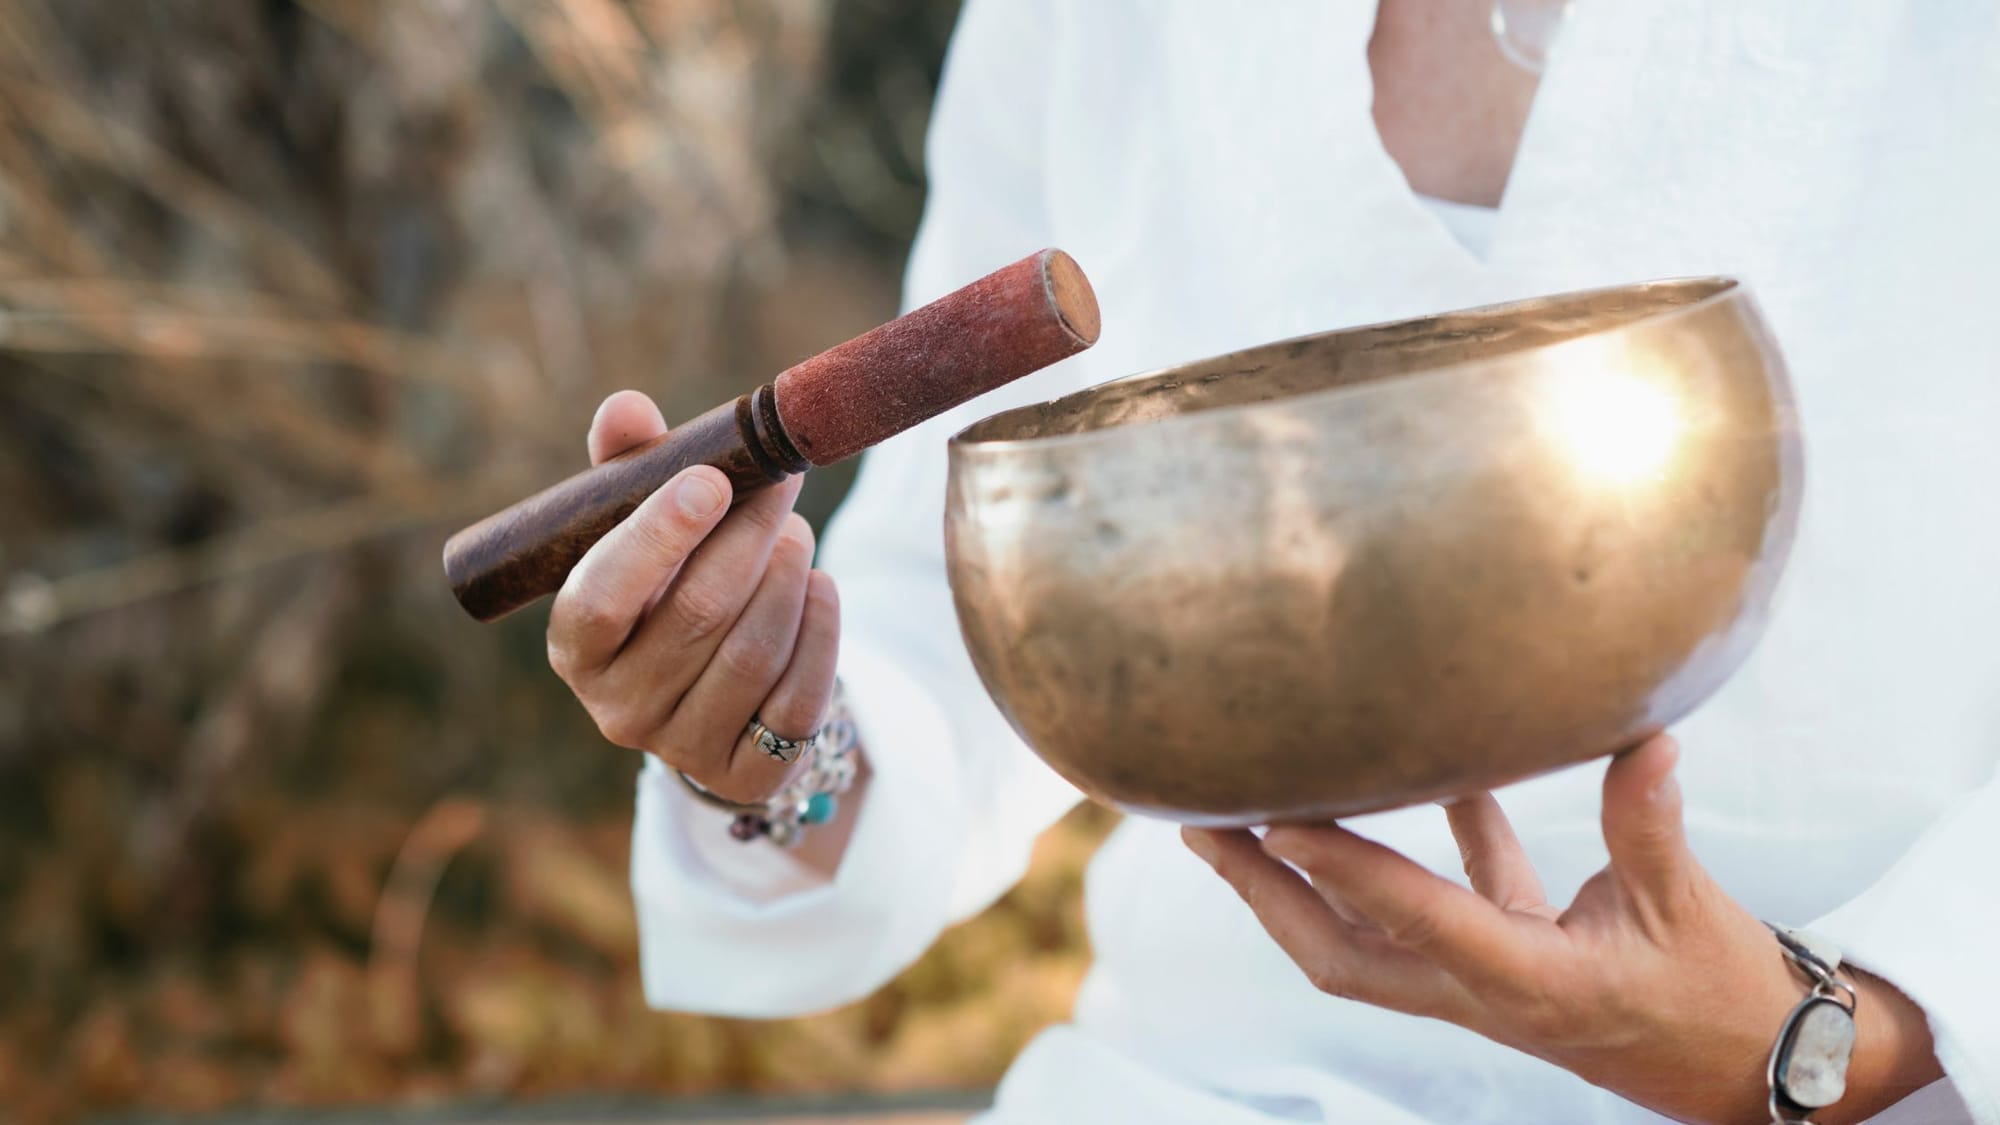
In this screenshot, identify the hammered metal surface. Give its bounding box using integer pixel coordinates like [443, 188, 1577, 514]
[944, 279, 1802, 825]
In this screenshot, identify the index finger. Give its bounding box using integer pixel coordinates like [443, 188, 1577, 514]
[1185, 827, 1472, 1022]
[548, 466, 730, 673]
[1444, 794, 1550, 914]
[589, 390, 669, 465]
[1262, 824, 1542, 993]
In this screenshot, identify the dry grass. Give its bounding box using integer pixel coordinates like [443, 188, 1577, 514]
[0, 3, 1115, 1123]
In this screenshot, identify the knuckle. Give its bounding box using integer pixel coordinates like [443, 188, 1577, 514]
[766, 689, 829, 739]
[1234, 878, 1275, 921]
[1304, 958, 1355, 1000]
[1206, 846, 1246, 887]
[803, 572, 840, 618]
[564, 594, 620, 641]
[546, 635, 579, 681]
[631, 506, 696, 561]
[737, 490, 794, 534]
[553, 582, 624, 644]
[717, 630, 787, 684]
[591, 702, 661, 751]
[596, 714, 648, 750]
[1261, 828, 1312, 868]
[664, 581, 735, 640]
[780, 513, 816, 553]
[770, 529, 813, 573]
[1383, 908, 1444, 951]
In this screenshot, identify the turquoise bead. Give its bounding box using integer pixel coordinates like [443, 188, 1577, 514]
[802, 792, 837, 825]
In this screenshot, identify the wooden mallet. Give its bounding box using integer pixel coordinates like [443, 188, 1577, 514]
[444, 249, 1100, 622]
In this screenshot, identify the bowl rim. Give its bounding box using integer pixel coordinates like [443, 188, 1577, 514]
[949, 275, 1746, 454]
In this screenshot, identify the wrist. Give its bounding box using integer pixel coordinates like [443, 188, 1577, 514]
[1628, 925, 1893, 1125]
[1547, 931, 1797, 1125]
[1810, 968, 1942, 1125]
[1682, 941, 1821, 1125]
[1736, 929, 1943, 1125]
[789, 751, 869, 879]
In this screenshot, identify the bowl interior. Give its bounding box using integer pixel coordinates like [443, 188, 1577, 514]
[954, 278, 1738, 447]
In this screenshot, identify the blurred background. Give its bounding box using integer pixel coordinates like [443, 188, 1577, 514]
[0, 2, 1114, 1121]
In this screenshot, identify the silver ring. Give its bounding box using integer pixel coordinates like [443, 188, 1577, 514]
[748, 715, 815, 764]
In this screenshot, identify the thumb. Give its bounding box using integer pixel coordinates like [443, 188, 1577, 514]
[1601, 734, 1694, 916]
[588, 390, 669, 465]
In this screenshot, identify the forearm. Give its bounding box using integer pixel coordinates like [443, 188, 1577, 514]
[1544, 934, 1939, 1124]
[1649, 961, 1943, 1124]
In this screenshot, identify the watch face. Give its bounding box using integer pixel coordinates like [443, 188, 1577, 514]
[1777, 996, 1857, 1109]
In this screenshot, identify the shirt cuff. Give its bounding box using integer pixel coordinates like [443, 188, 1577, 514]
[1863, 1079, 1979, 1124]
[1809, 786, 2000, 1125]
[629, 634, 969, 1017]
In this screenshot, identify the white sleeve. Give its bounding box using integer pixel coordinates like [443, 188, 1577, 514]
[1810, 775, 2000, 1124]
[630, 0, 1084, 1019]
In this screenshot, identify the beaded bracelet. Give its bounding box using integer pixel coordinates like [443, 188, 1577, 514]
[675, 685, 861, 848]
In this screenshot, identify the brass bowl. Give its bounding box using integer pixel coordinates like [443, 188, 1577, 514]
[944, 279, 1802, 825]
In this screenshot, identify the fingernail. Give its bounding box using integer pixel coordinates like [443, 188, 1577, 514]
[1181, 826, 1216, 864]
[677, 474, 722, 518]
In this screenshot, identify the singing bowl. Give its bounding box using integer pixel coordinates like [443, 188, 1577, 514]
[944, 279, 1802, 825]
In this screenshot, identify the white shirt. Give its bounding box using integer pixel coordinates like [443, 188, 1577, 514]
[629, 3, 2000, 1121]
[1417, 194, 1501, 259]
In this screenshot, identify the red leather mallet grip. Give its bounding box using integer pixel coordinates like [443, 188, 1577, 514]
[443, 249, 1099, 622]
